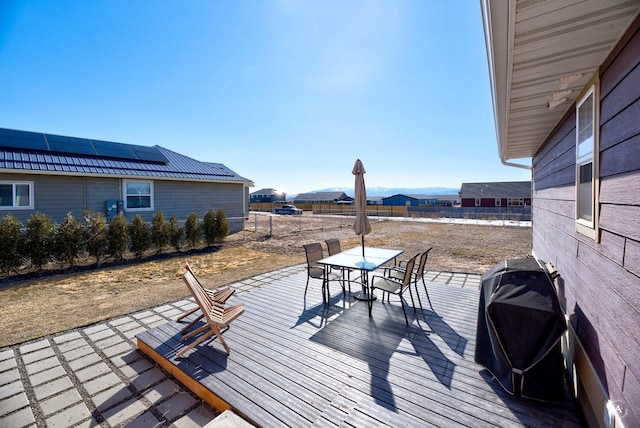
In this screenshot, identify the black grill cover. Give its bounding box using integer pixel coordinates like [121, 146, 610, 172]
[474, 258, 566, 402]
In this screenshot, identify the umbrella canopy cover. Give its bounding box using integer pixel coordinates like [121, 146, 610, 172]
[352, 159, 371, 236]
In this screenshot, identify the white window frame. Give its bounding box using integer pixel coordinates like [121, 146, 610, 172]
[123, 180, 154, 211]
[475, 198, 481, 207]
[0, 181, 34, 210]
[575, 79, 600, 241]
[495, 198, 501, 207]
[507, 198, 524, 207]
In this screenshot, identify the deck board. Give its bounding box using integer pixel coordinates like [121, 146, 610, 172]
[138, 270, 583, 427]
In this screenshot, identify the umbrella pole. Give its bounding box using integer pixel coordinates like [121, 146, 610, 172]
[361, 235, 365, 257]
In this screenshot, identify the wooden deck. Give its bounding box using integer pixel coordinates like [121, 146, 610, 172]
[137, 269, 583, 427]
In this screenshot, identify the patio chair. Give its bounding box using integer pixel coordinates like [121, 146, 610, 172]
[177, 263, 244, 356]
[303, 243, 343, 304]
[369, 254, 418, 324]
[391, 248, 433, 310]
[324, 239, 352, 294]
[177, 262, 235, 333]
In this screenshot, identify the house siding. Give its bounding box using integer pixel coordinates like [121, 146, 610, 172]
[532, 17, 640, 428]
[0, 174, 246, 232]
[152, 180, 245, 224]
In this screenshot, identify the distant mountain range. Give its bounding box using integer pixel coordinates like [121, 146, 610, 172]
[290, 187, 460, 199]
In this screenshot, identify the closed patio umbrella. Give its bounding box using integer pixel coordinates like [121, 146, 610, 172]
[352, 159, 371, 257]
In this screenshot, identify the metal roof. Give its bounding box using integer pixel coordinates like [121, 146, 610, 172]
[0, 128, 252, 184]
[460, 181, 531, 198]
[481, 0, 640, 163]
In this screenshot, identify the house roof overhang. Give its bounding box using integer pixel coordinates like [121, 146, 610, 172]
[481, 0, 640, 164]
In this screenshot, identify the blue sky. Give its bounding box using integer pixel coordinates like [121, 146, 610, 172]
[0, 1, 531, 195]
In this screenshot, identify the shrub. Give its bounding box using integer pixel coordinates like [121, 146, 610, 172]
[83, 210, 107, 264]
[202, 209, 217, 246]
[0, 214, 25, 274]
[184, 213, 200, 247]
[128, 215, 150, 257]
[169, 215, 182, 251]
[25, 212, 54, 269]
[107, 214, 129, 260]
[151, 211, 170, 252]
[213, 207, 230, 243]
[53, 212, 84, 267]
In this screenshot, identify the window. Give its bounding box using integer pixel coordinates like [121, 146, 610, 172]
[123, 180, 153, 211]
[495, 198, 501, 207]
[575, 82, 599, 240]
[507, 198, 524, 207]
[0, 181, 33, 209]
[475, 198, 481, 207]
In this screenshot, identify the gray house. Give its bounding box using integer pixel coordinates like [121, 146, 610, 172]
[0, 128, 253, 232]
[249, 188, 286, 203]
[482, 1, 640, 427]
[293, 191, 351, 204]
[459, 181, 531, 208]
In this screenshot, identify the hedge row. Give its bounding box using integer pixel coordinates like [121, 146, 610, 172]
[0, 207, 230, 275]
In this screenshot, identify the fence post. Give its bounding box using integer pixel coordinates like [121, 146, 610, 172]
[254, 213, 258, 232]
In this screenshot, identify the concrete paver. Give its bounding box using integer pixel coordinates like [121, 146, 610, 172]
[0, 264, 474, 427]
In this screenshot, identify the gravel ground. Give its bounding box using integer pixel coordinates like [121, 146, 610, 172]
[231, 212, 532, 274]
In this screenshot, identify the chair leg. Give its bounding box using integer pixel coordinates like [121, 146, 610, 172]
[181, 313, 205, 334]
[304, 276, 310, 298]
[177, 328, 216, 357]
[421, 277, 433, 310]
[399, 295, 409, 324]
[407, 286, 418, 312]
[177, 306, 198, 321]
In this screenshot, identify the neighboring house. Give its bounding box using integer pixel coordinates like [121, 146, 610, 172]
[459, 181, 531, 208]
[382, 194, 439, 207]
[482, 1, 640, 427]
[0, 128, 253, 232]
[250, 188, 286, 203]
[367, 196, 384, 205]
[382, 194, 461, 207]
[293, 191, 351, 204]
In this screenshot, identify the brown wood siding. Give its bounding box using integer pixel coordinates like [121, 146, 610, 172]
[532, 113, 575, 191]
[532, 18, 640, 427]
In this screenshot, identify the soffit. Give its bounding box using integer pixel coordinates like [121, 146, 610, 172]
[482, 0, 640, 161]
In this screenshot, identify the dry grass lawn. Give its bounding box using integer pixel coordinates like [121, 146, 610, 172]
[0, 217, 531, 347]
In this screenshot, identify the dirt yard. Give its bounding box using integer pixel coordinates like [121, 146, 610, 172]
[0, 214, 531, 347]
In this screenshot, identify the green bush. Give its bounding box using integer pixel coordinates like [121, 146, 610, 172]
[151, 211, 170, 252]
[83, 210, 107, 264]
[107, 214, 129, 260]
[128, 215, 150, 257]
[25, 212, 54, 269]
[213, 207, 229, 243]
[53, 212, 84, 267]
[184, 213, 200, 247]
[0, 214, 25, 274]
[203, 209, 217, 246]
[169, 215, 182, 251]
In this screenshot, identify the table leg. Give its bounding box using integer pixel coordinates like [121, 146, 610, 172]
[352, 270, 377, 303]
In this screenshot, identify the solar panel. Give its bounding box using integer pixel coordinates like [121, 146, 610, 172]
[46, 134, 97, 156]
[130, 145, 168, 163]
[0, 128, 168, 164]
[91, 139, 136, 159]
[0, 128, 48, 151]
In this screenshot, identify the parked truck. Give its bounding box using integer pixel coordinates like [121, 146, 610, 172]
[274, 204, 303, 215]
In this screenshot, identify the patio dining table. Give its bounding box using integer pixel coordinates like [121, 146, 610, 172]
[318, 246, 403, 307]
